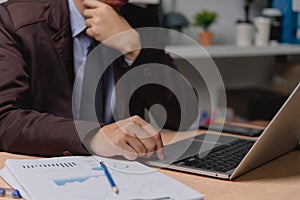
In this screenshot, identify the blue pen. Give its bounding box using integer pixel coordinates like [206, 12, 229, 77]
[0, 188, 22, 199]
[100, 162, 119, 194]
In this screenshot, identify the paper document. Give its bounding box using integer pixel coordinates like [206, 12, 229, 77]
[0, 156, 204, 200]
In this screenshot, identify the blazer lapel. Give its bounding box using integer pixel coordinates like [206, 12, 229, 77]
[46, 0, 75, 87]
[51, 24, 75, 86]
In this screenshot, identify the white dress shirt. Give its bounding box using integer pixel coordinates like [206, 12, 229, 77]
[68, 0, 132, 120]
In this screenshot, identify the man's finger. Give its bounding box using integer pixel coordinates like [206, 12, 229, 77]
[85, 27, 93, 38]
[142, 125, 163, 149]
[155, 146, 164, 160]
[122, 122, 157, 154]
[130, 115, 159, 137]
[83, 0, 104, 9]
[82, 8, 94, 18]
[125, 135, 147, 158]
[118, 143, 138, 160]
[128, 115, 164, 159]
[85, 18, 92, 28]
[129, 115, 149, 127]
[151, 133, 164, 160]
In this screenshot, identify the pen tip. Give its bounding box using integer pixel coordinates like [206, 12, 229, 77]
[113, 187, 119, 194]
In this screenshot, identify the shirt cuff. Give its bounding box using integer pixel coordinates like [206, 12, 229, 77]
[123, 57, 134, 66]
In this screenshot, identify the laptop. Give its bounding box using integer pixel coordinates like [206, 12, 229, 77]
[145, 83, 300, 180]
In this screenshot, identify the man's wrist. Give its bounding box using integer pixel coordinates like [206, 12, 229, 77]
[82, 126, 101, 154]
[124, 49, 141, 62]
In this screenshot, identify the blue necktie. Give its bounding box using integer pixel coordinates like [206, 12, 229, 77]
[81, 39, 114, 124]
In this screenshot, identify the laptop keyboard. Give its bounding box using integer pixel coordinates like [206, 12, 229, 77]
[171, 139, 255, 173]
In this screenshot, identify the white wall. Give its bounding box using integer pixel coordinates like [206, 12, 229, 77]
[164, 0, 267, 44]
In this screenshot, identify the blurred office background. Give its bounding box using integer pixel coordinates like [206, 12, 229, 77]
[122, 0, 300, 123]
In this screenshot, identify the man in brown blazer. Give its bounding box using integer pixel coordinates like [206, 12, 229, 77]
[0, 0, 197, 159]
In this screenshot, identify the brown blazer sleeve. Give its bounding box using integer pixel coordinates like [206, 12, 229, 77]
[0, 35, 88, 156]
[0, 4, 90, 157]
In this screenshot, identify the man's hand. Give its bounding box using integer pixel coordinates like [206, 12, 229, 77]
[88, 115, 164, 160]
[83, 0, 141, 61]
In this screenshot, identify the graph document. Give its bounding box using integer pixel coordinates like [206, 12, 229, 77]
[1, 156, 204, 200]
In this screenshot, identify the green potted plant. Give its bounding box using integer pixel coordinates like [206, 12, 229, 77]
[193, 9, 218, 46]
[164, 11, 189, 45]
[164, 11, 189, 32]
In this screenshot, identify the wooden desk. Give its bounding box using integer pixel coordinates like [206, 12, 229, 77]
[1, 130, 300, 200]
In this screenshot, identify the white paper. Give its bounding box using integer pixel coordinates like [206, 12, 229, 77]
[1, 156, 204, 200]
